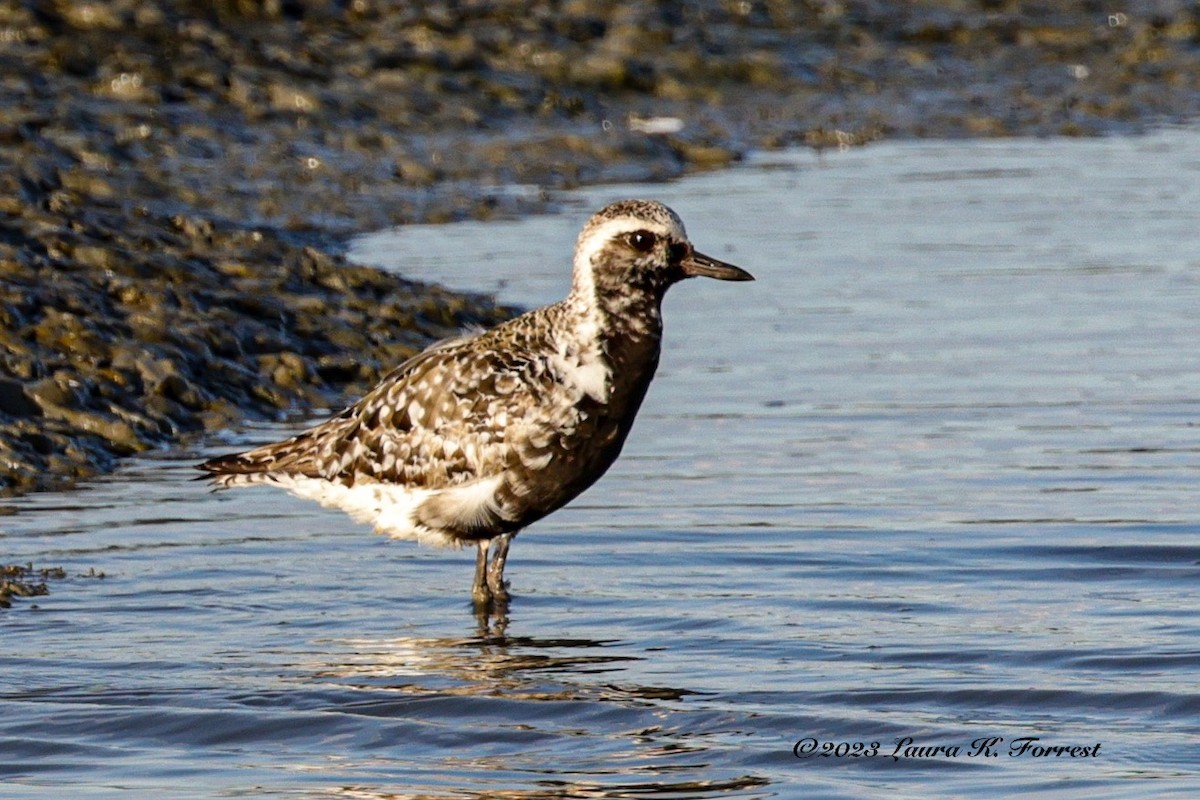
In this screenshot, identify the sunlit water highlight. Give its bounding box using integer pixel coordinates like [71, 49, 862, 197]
[3, 128, 1200, 798]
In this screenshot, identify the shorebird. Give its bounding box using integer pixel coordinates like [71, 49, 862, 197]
[197, 200, 753, 607]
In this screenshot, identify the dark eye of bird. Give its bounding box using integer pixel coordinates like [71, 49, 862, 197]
[627, 230, 657, 253]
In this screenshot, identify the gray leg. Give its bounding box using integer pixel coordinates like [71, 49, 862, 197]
[486, 533, 512, 602]
[472, 540, 492, 606]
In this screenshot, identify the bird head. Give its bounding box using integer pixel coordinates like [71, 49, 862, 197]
[572, 200, 754, 306]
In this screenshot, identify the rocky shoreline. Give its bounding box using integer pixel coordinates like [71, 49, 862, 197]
[2, 0, 1199, 496]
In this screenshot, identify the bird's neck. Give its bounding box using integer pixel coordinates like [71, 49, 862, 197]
[562, 280, 663, 418]
[567, 272, 666, 345]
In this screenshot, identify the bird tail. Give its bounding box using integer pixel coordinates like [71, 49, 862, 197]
[195, 431, 321, 488]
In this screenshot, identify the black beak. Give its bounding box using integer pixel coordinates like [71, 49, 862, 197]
[680, 250, 755, 282]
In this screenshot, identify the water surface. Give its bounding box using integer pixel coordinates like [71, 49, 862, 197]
[4, 128, 1200, 798]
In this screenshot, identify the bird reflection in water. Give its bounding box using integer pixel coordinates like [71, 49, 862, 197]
[289, 618, 766, 799]
[327, 775, 770, 800]
[305, 623, 638, 700]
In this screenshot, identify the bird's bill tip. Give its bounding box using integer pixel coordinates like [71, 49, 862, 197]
[681, 251, 755, 282]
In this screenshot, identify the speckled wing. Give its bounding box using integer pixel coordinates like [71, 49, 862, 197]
[199, 332, 523, 489]
[198, 321, 570, 499]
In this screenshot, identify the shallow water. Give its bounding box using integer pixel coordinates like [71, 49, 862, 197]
[4, 128, 1200, 798]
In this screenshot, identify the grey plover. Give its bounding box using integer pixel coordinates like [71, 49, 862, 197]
[197, 200, 753, 606]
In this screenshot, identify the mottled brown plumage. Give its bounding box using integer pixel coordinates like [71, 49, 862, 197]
[197, 199, 753, 607]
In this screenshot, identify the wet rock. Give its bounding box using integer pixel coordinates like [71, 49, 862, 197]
[27, 375, 83, 411]
[0, 564, 52, 608]
[0, 563, 93, 609]
[0, 380, 41, 418]
[671, 142, 739, 170]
